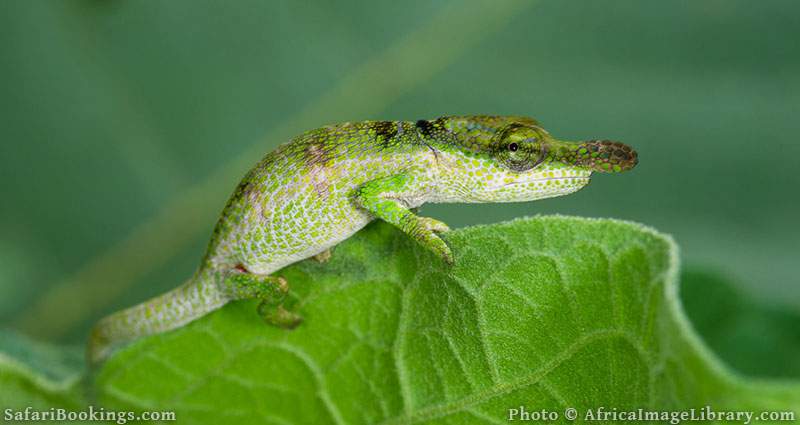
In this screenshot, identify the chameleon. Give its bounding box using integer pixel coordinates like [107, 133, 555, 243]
[87, 115, 637, 363]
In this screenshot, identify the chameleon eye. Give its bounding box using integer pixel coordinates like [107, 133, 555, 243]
[508, 142, 519, 152]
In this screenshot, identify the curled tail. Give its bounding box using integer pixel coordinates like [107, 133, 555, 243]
[87, 270, 228, 365]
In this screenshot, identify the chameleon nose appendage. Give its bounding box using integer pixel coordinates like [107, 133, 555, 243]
[575, 140, 638, 173]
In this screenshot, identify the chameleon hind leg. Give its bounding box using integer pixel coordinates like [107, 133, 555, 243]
[222, 270, 302, 329]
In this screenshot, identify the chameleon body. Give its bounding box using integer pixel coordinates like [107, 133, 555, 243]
[88, 115, 637, 363]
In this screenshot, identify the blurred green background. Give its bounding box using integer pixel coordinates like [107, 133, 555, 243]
[1, 1, 798, 377]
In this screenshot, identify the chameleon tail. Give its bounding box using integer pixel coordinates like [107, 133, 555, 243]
[87, 270, 227, 365]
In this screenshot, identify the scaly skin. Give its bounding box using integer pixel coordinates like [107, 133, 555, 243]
[88, 115, 638, 364]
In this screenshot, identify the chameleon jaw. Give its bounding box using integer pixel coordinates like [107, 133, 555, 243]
[494, 175, 591, 189]
[476, 173, 592, 203]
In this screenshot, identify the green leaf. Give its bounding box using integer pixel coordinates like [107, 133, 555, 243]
[83, 216, 799, 424]
[681, 269, 800, 379]
[0, 331, 85, 412]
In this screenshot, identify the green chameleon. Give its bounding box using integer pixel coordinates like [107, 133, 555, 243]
[88, 115, 637, 363]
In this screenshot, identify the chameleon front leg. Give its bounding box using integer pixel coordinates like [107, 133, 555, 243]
[355, 174, 453, 264]
[221, 270, 302, 329]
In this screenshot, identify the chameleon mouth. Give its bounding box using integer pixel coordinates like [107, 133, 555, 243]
[495, 175, 591, 189]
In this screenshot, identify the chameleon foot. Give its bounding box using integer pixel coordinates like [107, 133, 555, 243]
[410, 216, 453, 264]
[417, 228, 453, 265]
[418, 216, 450, 233]
[258, 302, 302, 329]
[312, 249, 332, 263]
[222, 271, 302, 329]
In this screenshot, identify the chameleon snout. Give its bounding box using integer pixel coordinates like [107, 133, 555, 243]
[574, 140, 638, 173]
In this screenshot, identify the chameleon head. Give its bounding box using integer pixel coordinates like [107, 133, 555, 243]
[424, 116, 638, 203]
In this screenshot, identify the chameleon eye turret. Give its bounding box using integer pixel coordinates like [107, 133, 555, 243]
[494, 123, 548, 172]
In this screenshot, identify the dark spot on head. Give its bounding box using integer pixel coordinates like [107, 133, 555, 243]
[372, 121, 398, 147]
[415, 119, 434, 137]
[433, 117, 449, 131]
